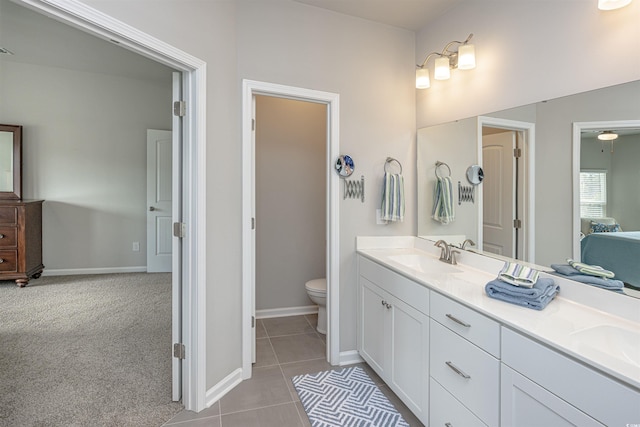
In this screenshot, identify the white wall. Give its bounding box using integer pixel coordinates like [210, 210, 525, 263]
[609, 136, 640, 231]
[236, 0, 416, 351]
[0, 60, 171, 271]
[255, 96, 326, 311]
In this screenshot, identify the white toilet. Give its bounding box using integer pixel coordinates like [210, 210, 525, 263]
[305, 278, 327, 334]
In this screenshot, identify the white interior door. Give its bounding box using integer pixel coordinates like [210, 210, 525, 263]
[483, 131, 515, 257]
[147, 129, 173, 273]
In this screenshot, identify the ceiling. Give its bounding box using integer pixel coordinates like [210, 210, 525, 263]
[0, 0, 174, 84]
[293, 0, 462, 31]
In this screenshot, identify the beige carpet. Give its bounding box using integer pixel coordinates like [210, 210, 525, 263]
[0, 273, 183, 426]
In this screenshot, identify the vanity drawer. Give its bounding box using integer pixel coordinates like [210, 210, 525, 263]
[0, 227, 17, 247]
[0, 250, 18, 272]
[0, 207, 17, 225]
[431, 291, 500, 357]
[502, 327, 640, 427]
[430, 319, 500, 426]
[359, 256, 429, 315]
[430, 378, 488, 427]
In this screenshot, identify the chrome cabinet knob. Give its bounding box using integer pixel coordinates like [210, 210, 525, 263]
[149, 206, 156, 211]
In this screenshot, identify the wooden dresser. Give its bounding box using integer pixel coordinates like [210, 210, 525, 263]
[0, 200, 44, 287]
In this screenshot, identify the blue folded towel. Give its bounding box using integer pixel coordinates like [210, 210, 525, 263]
[485, 278, 559, 310]
[550, 264, 624, 293]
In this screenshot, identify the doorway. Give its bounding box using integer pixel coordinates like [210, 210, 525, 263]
[478, 117, 536, 263]
[242, 80, 340, 379]
[18, 0, 208, 411]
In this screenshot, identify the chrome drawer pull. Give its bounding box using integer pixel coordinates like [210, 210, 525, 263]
[445, 361, 471, 379]
[445, 313, 470, 328]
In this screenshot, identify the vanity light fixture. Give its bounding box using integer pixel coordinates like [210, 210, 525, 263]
[416, 33, 475, 89]
[597, 130, 619, 141]
[598, 0, 633, 10]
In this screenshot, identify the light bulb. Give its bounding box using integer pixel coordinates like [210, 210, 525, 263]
[598, 0, 632, 10]
[458, 44, 476, 70]
[434, 57, 451, 80]
[416, 68, 431, 89]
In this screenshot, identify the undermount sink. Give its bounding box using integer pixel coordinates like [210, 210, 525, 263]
[570, 325, 640, 368]
[388, 253, 463, 274]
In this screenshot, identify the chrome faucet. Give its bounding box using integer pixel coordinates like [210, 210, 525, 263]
[461, 239, 476, 250]
[434, 240, 460, 265]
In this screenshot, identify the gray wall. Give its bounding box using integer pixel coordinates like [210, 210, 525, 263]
[0, 60, 172, 272]
[255, 95, 326, 311]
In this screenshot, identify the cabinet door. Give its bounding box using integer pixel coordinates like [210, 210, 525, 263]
[389, 295, 429, 423]
[501, 364, 604, 427]
[359, 277, 388, 376]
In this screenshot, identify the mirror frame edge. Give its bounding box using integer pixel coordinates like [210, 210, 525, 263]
[0, 124, 22, 200]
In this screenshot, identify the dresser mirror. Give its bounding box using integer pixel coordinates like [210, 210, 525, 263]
[0, 124, 22, 200]
[417, 80, 640, 297]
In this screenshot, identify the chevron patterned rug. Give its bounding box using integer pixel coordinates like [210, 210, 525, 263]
[292, 366, 409, 427]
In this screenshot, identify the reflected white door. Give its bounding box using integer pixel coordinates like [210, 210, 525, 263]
[483, 132, 515, 257]
[147, 129, 173, 273]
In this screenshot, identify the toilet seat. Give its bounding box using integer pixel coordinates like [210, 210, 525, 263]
[305, 278, 326, 294]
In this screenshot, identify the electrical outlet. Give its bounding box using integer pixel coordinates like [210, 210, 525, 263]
[132, 241, 140, 252]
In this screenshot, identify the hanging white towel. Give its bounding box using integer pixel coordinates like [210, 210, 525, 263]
[381, 172, 404, 222]
[432, 176, 455, 224]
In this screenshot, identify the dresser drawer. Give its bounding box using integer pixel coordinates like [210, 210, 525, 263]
[0, 207, 17, 225]
[430, 319, 500, 426]
[431, 291, 500, 357]
[0, 250, 18, 272]
[0, 227, 17, 247]
[430, 378, 488, 427]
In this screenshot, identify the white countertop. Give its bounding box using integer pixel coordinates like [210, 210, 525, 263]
[357, 236, 640, 390]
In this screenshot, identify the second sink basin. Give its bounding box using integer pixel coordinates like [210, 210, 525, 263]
[388, 253, 463, 274]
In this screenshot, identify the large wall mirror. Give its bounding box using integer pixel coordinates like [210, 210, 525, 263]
[0, 124, 22, 200]
[417, 80, 640, 298]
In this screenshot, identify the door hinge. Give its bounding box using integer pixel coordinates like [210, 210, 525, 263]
[513, 218, 522, 229]
[251, 217, 255, 230]
[173, 222, 186, 238]
[252, 316, 255, 328]
[173, 343, 186, 360]
[173, 100, 186, 117]
[514, 147, 522, 158]
[252, 118, 255, 131]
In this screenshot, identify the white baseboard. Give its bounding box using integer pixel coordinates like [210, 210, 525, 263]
[205, 368, 243, 409]
[256, 305, 318, 319]
[42, 266, 148, 276]
[338, 350, 364, 366]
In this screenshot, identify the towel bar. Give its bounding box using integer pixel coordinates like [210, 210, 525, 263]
[435, 161, 451, 178]
[384, 157, 403, 174]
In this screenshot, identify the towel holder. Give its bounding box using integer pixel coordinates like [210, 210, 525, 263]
[435, 161, 451, 178]
[384, 157, 402, 174]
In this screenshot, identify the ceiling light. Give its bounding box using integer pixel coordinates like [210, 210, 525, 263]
[597, 130, 619, 141]
[416, 34, 475, 89]
[598, 0, 633, 10]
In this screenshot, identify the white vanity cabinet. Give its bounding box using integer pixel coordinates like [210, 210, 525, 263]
[358, 256, 430, 425]
[501, 328, 640, 427]
[429, 291, 501, 427]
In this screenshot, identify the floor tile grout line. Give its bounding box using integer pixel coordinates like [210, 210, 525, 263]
[263, 330, 318, 339]
[219, 399, 298, 417]
[163, 413, 221, 426]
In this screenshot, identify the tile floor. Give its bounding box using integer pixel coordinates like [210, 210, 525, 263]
[163, 314, 424, 426]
